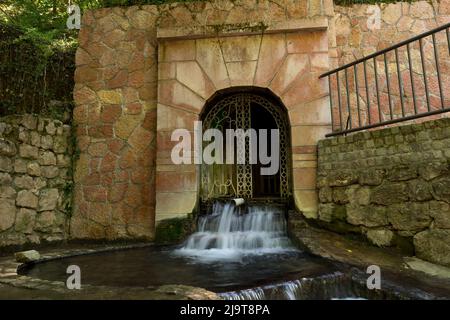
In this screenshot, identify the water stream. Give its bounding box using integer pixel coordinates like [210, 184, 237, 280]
[219, 272, 363, 300]
[174, 201, 366, 299]
[174, 201, 296, 262]
[22, 201, 435, 299]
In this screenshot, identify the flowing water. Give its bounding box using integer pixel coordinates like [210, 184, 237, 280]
[23, 201, 341, 293]
[174, 201, 296, 262]
[219, 272, 365, 300]
[21, 201, 436, 299]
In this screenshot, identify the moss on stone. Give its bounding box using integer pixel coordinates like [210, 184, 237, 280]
[318, 220, 362, 236]
[155, 217, 194, 245]
[211, 22, 268, 34]
[392, 234, 414, 255]
[335, 0, 417, 7]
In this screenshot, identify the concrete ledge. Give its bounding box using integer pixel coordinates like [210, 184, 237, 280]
[157, 17, 329, 41]
[404, 257, 450, 280]
[288, 214, 450, 298]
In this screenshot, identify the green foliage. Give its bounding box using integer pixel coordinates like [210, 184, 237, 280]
[0, 1, 84, 117]
[62, 180, 74, 216]
[0, 22, 75, 118]
[0, 1, 103, 38]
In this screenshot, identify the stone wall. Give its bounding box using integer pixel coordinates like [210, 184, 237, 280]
[72, 0, 449, 242]
[316, 117, 450, 267]
[72, 0, 335, 240]
[332, 1, 450, 130]
[0, 115, 72, 247]
[335, 1, 449, 65]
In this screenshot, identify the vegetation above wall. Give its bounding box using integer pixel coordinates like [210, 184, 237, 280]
[0, 0, 422, 117]
[0, 22, 75, 119]
[1, 0, 422, 33]
[0, 1, 84, 118]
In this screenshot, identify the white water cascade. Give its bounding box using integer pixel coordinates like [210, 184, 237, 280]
[174, 201, 296, 261]
[219, 272, 367, 300]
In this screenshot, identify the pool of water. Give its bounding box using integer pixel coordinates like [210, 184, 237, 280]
[22, 246, 340, 292]
[23, 201, 349, 295]
[19, 201, 443, 299]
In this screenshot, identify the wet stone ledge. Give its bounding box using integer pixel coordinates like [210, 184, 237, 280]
[0, 243, 220, 299]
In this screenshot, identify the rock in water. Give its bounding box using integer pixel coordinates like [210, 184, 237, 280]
[14, 250, 40, 263]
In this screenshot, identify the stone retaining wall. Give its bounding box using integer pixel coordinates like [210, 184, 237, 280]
[316, 117, 450, 267]
[0, 115, 73, 247]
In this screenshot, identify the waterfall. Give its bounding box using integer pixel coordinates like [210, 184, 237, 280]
[219, 272, 366, 300]
[174, 201, 296, 261]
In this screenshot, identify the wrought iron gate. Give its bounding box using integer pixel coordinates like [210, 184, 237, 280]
[200, 93, 291, 201]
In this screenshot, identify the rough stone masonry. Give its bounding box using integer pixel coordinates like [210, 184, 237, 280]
[71, 0, 449, 242]
[0, 115, 72, 247]
[316, 118, 450, 267]
[1, 0, 449, 268]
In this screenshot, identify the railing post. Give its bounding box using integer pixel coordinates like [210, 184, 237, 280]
[363, 60, 371, 125]
[446, 27, 450, 55]
[345, 68, 352, 129]
[395, 48, 405, 117]
[406, 43, 418, 114]
[432, 33, 445, 109]
[373, 57, 382, 123]
[419, 38, 431, 112]
[353, 65, 362, 127]
[327, 75, 334, 132]
[336, 71, 343, 131]
[384, 53, 394, 119]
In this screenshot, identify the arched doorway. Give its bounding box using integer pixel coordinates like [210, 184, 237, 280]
[200, 87, 292, 202]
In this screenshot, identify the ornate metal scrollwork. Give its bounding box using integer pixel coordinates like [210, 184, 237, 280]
[201, 93, 291, 200]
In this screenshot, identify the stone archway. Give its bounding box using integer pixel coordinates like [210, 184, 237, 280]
[155, 25, 331, 223]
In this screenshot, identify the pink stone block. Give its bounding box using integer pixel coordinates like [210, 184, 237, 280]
[254, 34, 287, 87]
[158, 80, 205, 113]
[293, 167, 317, 190]
[176, 61, 215, 99]
[286, 31, 328, 53]
[270, 53, 309, 96]
[159, 40, 196, 62]
[281, 72, 328, 108]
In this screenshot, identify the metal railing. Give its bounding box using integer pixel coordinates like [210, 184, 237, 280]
[321, 22, 450, 137]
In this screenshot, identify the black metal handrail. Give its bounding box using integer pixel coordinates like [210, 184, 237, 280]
[321, 22, 450, 137]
